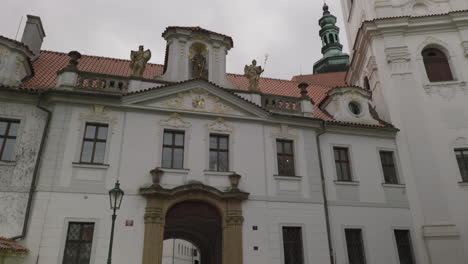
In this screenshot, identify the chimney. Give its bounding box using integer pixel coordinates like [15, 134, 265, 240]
[21, 15, 46, 60]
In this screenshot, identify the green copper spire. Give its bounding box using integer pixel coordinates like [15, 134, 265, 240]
[313, 3, 350, 74]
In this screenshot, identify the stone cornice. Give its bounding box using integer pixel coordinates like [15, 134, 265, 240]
[139, 183, 250, 201]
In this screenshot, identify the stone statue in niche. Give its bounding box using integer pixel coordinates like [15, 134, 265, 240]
[130, 45, 151, 77]
[244, 60, 264, 92]
[191, 52, 208, 79]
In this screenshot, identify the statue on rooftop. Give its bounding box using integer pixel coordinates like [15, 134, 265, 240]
[130, 45, 151, 78]
[191, 52, 208, 79]
[244, 59, 264, 92]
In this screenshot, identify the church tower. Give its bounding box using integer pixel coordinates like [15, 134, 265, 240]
[313, 3, 349, 74]
[339, 0, 468, 263]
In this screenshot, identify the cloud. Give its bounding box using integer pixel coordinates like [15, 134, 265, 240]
[0, 0, 348, 80]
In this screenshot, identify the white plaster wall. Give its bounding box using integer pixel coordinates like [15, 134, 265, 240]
[341, 10, 468, 263]
[0, 99, 47, 238]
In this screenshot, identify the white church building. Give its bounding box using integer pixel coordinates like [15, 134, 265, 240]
[0, 1, 468, 263]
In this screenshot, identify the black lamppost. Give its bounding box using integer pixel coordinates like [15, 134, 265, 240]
[107, 181, 124, 264]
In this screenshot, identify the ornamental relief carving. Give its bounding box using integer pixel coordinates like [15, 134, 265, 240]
[270, 124, 297, 139]
[423, 81, 467, 101]
[79, 105, 118, 127]
[158, 113, 192, 129]
[158, 88, 243, 115]
[205, 118, 233, 132]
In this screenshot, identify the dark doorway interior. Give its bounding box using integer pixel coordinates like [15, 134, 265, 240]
[164, 201, 222, 264]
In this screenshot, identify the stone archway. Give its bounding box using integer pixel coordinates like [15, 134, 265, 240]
[140, 183, 249, 264]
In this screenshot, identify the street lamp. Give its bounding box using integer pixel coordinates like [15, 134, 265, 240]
[107, 181, 124, 264]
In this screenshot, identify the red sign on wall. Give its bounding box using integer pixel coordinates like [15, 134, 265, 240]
[125, 220, 134, 227]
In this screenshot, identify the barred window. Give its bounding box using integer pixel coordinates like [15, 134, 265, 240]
[422, 48, 454, 82]
[282, 226, 304, 264]
[345, 228, 366, 264]
[80, 123, 108, 164]
[380, 151, 399, 184]
[334, 147, 352, 181]
[162, 130, 184, 169]
[0, 119, 20, 161]
[277, 139, 295, 176]
[62, 222, 95, 264]
[209, 134, 229, 172]
[394, 230, 415, 264]
[455, 149, 468, 182]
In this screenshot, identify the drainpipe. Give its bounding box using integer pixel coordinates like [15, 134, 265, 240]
[316, 121, 335, 264]
[10, 91, 52, 240]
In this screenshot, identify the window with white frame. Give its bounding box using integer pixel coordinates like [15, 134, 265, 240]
[162, 130, 185, 169]
[282, 226, 304, 264]
[394, 229, 415, 264]
[62, 222, 95, 264]
[379, 150, 399, 184]
[345, 228, 366, 264]
[209, 134, 229, 172]
[334, 147, 352, 181]
[454, 148, 468, 183]
[0, 119, 20, 161]
[80, 123, 108, 164]
[276, 139, 295, 176]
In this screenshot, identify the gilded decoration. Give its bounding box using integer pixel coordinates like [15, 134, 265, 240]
[158, 88, 241, 115]
[79, 105, 118, 127]
[205, 118, 234, 132]
[158, 113, 192, 129]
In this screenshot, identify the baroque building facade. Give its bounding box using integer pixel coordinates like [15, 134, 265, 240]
[0, 2, 466, 264]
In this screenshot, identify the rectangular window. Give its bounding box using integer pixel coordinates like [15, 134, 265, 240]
[345, 228, 366, 264]
[209, 134, 229, 172]
[80, 123, 108, 164]
[334, 147, 352, 181]
[62, 222, 95, 264]
[380, 150, 399, 184]
[162, 130, 185, 169]
[277, 139, 295, 176]
[455, 149, 468, 182]
[0, 119, 20, 161]
[394, 229, 415, 264]
[282, 226, 304, 264]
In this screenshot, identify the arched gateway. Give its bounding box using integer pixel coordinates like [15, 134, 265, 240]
[140, 181, 249, 264]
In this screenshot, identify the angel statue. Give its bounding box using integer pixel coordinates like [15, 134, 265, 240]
[244, 59, 264, 92]
[130, 45, 151, 77]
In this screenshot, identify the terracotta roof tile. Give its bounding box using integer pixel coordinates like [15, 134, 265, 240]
[0, 237, 28, 252]
[20, 50, 387, 128]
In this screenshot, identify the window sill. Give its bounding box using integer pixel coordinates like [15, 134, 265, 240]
[424, 80, 466, 88]
[72, 162, 109, 169]
[382, 183, 405, 188]
[0, 160, 16, 167]
[458, 182, 468, 187]
[334, 180, 359, 186]
[274, 175, 302, 181]
[159, 168, 190, 174]
[204, 170, 234, 176]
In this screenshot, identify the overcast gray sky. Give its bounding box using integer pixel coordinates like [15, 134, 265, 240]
[1, 0, 348, 80]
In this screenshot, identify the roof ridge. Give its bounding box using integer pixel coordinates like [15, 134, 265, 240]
[227, 73, 300, 83]
[39, 50, 165, 67]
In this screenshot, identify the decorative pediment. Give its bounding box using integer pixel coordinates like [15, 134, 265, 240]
[137, 87, 248, 116]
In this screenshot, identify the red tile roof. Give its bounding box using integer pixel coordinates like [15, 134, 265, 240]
[0, 237, 28, 253]
[19, 50, 387, 128]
